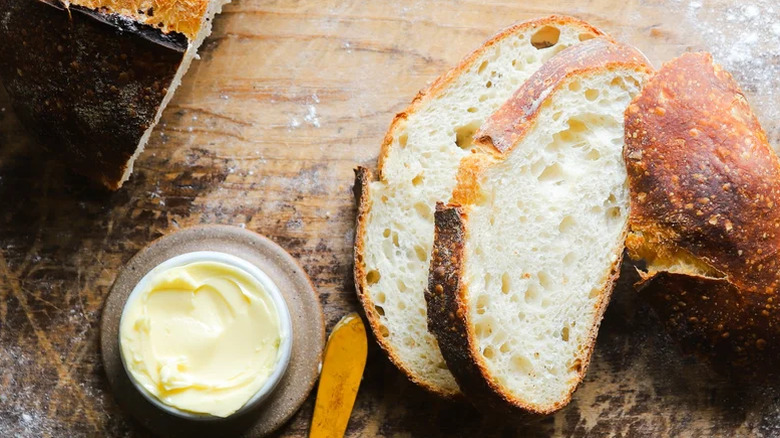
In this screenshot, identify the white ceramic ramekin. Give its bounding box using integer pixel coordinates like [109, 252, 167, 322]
[118, 250, 293, 420]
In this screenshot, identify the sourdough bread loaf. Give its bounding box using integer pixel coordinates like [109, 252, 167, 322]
[354, 16, 606, 397]
[427, 38, 652, 414]
[0, 0, 230, 190]
[624, 52, 780, 379]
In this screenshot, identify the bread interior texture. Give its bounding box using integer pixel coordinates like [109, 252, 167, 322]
[463, 70, 643, 408]
[361, 24, 599, 394]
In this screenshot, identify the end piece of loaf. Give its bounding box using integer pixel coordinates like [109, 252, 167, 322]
[624, 52, 780, 379]
[0, 0, 230, 190]
[354, 16, 606, 397]
[427, 38, 652, 414]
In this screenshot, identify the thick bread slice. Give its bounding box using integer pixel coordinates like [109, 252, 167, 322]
[354, 16, 606, 397]
[624, 52, 780, 379]
[427, 38, 652, 414]
[0, 0, 229, 190]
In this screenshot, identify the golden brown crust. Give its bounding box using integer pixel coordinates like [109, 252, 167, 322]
[624, 52, 780, 378]
[476, 37, 653, 154]
[66, 0, 209, 40]
[0, 0, 186, 190]
[375, 15, 606, 176]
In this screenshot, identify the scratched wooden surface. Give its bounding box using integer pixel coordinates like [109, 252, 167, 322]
[1, 0, 779, 436]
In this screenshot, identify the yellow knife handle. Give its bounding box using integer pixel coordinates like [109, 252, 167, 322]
[309, 313, 368, 438]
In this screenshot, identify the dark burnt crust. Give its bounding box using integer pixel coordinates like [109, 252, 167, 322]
[0, 0, 184, 190]
[427, 203, 542, 418]
[624, 52, 780, 378]
[429, 205, 627, 416]
[426, 204, 495, 404]
[352, 168, 461, 398]
[476, 37, 652, 154]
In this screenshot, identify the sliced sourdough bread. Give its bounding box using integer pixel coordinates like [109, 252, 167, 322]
[624, 53, 780, 379]
[426, 38, 652, 413]
[354, 16, 606, 397]
[0, 0, 230, 190]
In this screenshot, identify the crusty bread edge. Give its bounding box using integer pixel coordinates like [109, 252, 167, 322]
[375, 15, 607, 178]
[352, 15, 607, 398]
[428, 203, 626, 415]
[624, 52, 780, 379]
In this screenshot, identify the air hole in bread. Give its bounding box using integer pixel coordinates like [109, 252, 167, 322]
[398, 301, 406, 311]
[552, 111, 562, 121]
[367, 270, 381, 285]
[531, 26, 560, 49]
[586, 149, 601, 161]
[412, 173, 424, 186]
[398, 132, 408, 148]
[606, 193, 617, 205]
[392, 232, 400, 247]
[526, 55, 536, 64]
[610, 76, 625, 88]
[485, 80, 493, 89]
[561, 325, 570, 342]
[541, 298, 552, 308]
[375, 305, 385, 316]
[475, 246, 484, 256]
[455, 122, 479, 150]
[404, 337, 416, 348]
[376, 292, 386, 304]
[585, 89, 599, 101]
[467, 107, 478, 113]
[477, 60, 489, 74]
[563, 252, 576, 266]
[588, 287, 600, 299]
[414, 202, 432, 220]
[479, 94, 488, 102]
[500, 342, 511, 354]
[568, 80, 582, 92]
[398, 280, 408, 292]
[378, 324, 390, 337]
[436, 361, 449, 370]
[511, 355, 533, 374]
[606, 206, 622, 221]
[414, 245, 428, 262]
[383, 228, 391, 238]
[476, 294, 489, 314]
[501, 272, 511, 294]
[537, 271, 553, 289]
[558, 215, 576, 233]
[484, 273, 492, 290]
[525, 283, 540, 303]
[483, 346, 495, 359]
[579, 32, 596, 41]
[538, 162, 564, 182]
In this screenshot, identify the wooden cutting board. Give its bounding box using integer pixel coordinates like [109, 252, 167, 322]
[1, 0, 779, 436]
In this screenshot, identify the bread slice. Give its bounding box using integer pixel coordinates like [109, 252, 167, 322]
[624, 52, 780, 379]
[426, 38, 652, 413]
[354, 16, 606, 397]
[0, 0, 230, 190]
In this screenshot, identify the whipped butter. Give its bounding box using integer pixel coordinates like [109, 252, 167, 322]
[120, 257, 284, 418]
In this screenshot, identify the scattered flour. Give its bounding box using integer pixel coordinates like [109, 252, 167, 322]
[686, 1, 780, 149]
